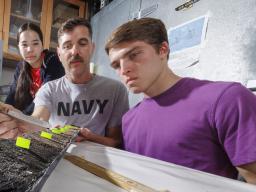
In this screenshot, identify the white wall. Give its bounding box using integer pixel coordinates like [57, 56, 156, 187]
[91, 0, 256, 106]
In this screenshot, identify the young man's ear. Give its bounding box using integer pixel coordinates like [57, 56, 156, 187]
[159, 41, 170, 58]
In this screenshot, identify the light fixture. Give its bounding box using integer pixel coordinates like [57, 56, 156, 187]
[175, 0, 201, 11]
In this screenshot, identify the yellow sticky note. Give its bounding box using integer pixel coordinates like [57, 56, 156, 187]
[40, 131, 52, 139]
[62, 126, 70, 131]
[51, 128, 61, 134]
[60, 127, 67, 133]
[64, 125, 76, 129]
[16, 137, 31, 149]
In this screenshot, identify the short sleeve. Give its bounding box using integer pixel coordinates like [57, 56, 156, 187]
[214, 83, 256, 166]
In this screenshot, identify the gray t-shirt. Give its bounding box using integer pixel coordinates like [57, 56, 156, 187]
[34, 75, 129, 136]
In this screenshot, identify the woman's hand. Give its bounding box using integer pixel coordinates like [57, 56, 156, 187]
[0, 112, 19, 139]
[0, 102, 20, 113]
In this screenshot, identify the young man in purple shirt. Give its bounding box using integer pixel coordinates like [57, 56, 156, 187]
[105, 17, 256, 183]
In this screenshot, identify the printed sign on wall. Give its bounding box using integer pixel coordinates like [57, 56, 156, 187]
[168, 15, 208, 69]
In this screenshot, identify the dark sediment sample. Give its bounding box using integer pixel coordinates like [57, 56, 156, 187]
[0, 128, 79, 192]
[0, 139, 47, 192]
[23, 133, 62, 163]
[29, 132, 64, 150]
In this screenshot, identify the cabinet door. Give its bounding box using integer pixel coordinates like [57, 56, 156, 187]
[45, 0, 86, 51]
[0, 0, 4, 39]
[3, 0, 48, 61]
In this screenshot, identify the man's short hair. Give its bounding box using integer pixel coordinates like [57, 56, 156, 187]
[105, 17, 169, 57]
[58, 18, 93, 41]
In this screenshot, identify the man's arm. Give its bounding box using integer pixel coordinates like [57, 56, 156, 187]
[76, 126, 122, 148]
[31, 105, 50, 121]
[237, 162, 256, 184]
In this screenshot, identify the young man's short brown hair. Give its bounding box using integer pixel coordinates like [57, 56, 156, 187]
[105, 17, 169, 57]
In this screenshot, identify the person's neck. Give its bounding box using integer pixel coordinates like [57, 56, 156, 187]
[30, 59, 42, 69]
[144, 67, 181, 98]
[66, 73, 94, 84]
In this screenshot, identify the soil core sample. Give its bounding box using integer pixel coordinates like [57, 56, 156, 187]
[0, 127, 79, 192]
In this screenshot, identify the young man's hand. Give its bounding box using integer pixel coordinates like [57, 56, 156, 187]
[75, 128, 92, 142]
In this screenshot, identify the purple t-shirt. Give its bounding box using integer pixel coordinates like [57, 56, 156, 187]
[122, 78, 256, 179]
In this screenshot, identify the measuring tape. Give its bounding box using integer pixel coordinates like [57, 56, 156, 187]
[64, 155, 169, 192]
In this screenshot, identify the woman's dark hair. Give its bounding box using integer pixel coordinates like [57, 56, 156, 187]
[15, 23, 43, 110]
[17, 23, 43, 44]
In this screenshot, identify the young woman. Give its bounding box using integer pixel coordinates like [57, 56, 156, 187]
[5, 23, 65, 115]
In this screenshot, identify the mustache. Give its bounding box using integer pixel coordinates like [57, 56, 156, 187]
[69, 55, 84, 63]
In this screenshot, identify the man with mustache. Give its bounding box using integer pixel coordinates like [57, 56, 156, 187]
[105, 18, 256, 183]
[0, 18, 129, 147]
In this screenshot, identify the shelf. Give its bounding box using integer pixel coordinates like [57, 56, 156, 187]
[9, 34, 16, 40]
[63, 0, 85, 7]
[4, 51, 21, 61]
[50, 41, 58, 49]
[51, 25, 59, 30]
[11, 13, 40, 24]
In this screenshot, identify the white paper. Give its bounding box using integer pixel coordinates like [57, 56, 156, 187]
[42, 142, 256, 192]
